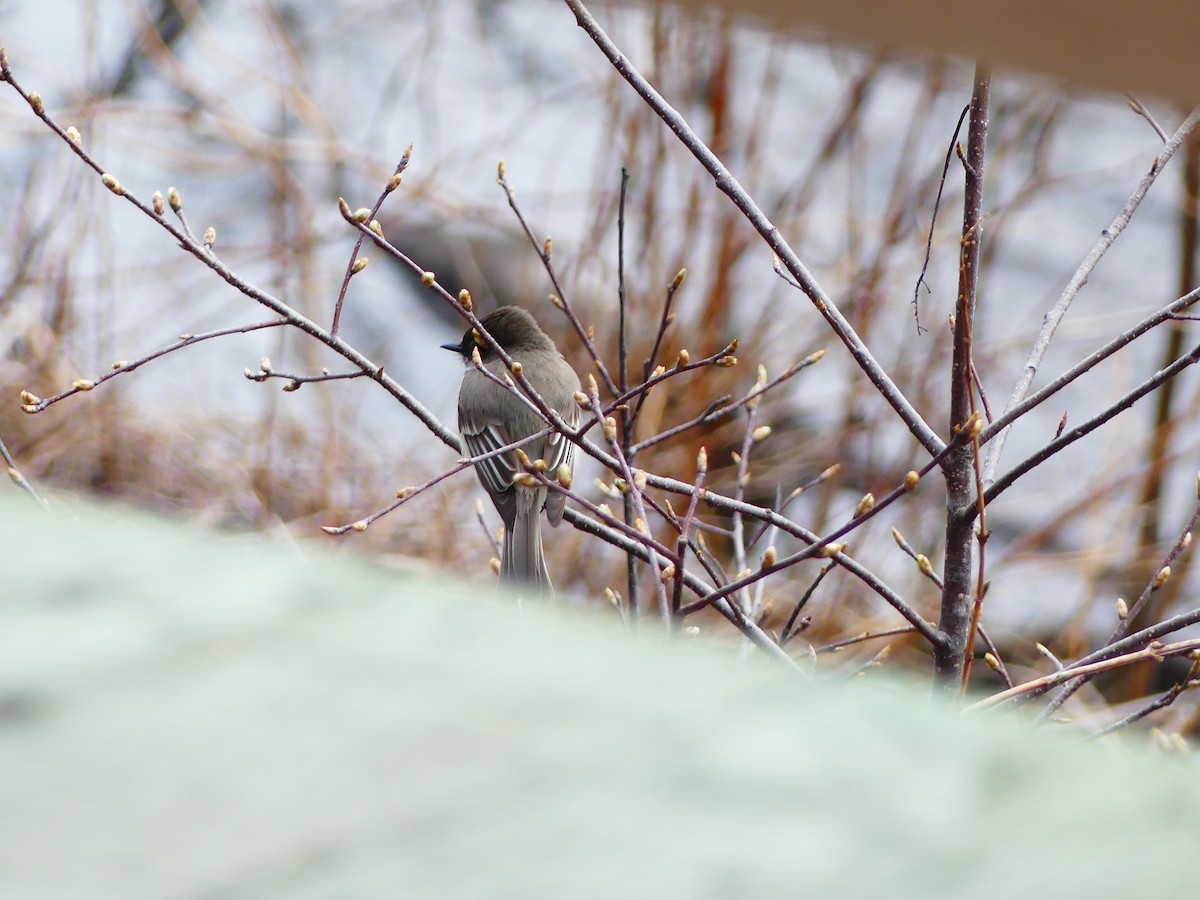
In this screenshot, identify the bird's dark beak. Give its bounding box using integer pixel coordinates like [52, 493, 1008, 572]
[440, 341, 463, 355]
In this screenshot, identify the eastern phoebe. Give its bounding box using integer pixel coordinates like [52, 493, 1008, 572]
[442, 306, 582, 593]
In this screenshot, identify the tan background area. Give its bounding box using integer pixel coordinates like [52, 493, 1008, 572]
[681, 0, 1200, 104]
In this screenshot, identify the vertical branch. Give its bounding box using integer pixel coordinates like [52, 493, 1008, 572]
[616, 167, 641, 624]
[935, 67, 990, 688]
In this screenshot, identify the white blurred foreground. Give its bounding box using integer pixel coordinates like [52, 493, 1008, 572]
[1, 494, 1198, 899]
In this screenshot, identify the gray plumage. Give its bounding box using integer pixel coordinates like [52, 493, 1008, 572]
[443, 306, 581, 594]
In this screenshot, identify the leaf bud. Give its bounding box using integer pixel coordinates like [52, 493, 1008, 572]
[853, 493, 875, 517]
[603, 416, 617, 442]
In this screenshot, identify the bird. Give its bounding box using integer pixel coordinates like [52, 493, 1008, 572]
[441, 305, 581, 594]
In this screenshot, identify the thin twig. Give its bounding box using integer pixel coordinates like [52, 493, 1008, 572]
[983, 341, 1200, 510]
[560, 506, 801, 670]
[977, 286, 1200, 448]
[1, 63, 460, 449]
[474, 498, 502, 558]
[496, 164, 620, 397]
[966, 639, 1200, 712]
[0, 433, 50, 512]
[23, 320, 288, 413]
[983, 604, 1200, 715]
[562, 0, 946, 458]
[1032, 494, 1200, 723]
[780, 562, 834, 646]
[816, 625, 916, 654]
[245, 366, 371, 390]
[331, 146, 412, 336]
[912, 103, 970, 334]
[631, 350, 823, 454]
[636, 267, 687, 419]
[982, 108, 1200, 486]
[1125, 94, 1168, 143]
[671, 447, 708, 621]
[1085, 656, 1200, 740]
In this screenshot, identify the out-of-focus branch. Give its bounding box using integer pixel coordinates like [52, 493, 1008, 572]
[982, 108, 1200, 486]
[561, 0, 946, 459]
[0, 55, 459, 450]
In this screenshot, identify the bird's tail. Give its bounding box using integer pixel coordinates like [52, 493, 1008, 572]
[501, 508, 552, 596]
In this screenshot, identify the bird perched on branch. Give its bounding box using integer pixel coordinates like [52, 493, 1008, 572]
[442, 305, 581, 594]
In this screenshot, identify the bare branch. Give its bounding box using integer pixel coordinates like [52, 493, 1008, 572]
[562, 0, 946, 458]
[982, 108, 1200, 485]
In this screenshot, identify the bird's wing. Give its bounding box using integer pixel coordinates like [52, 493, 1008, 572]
[460, 404, 519, 526]
[543, 396, 579, 526]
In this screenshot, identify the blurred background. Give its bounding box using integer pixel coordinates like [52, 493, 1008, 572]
[2, 0, 1198, 715]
